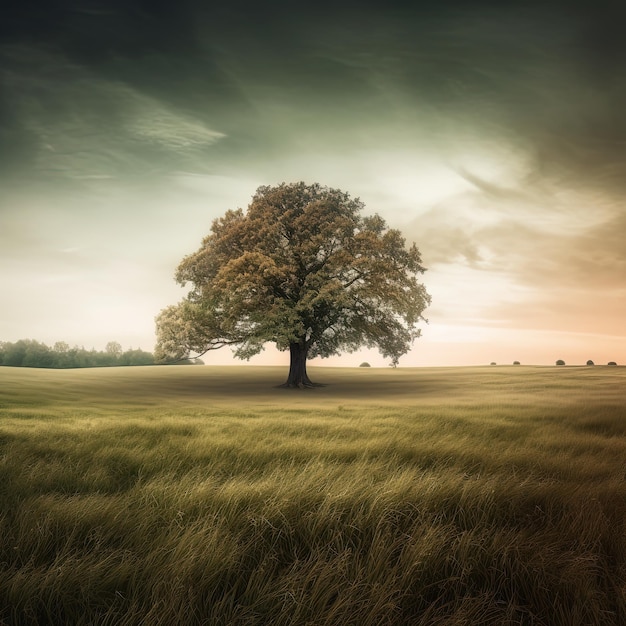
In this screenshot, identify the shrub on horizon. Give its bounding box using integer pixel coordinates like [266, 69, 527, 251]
[586, 360, 594, 366]
[608, 361, 617, 366]
[359, 362, 371, 367]
[490, 362, 496, 365]
[556, 359, 565, 366]
[513, 361, 520, 365]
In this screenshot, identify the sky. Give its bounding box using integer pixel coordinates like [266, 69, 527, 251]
[1, 0, 625, 367]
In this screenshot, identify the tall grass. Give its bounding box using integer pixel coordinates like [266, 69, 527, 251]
[1, 365, 625, 624]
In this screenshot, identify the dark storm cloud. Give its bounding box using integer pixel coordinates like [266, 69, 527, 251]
[3, 1, 625, 189]
[3, 0, 626, 289]
[0, 45, 227, 186]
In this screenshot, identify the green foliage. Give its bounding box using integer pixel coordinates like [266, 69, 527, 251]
[0, 339, 155, 368]
[156, 182, 430, 367]
[1, 365, 626, 624]
[118, 348, 155, 366]
[105, 341, 123, 356]
[556, 359, 566, 366]
[1, 338, 30, 366]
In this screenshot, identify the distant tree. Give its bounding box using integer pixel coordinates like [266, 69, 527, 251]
[68, 346, 89, 368]
[556, 359, 565, 366]
[513, 361, 520, 365]
[105, 341, 123, 357]
[155, 182, 430, 387]
[586, 360, 595, 366]
[53, 341, 70, 354]
[119, 348, 155, 366]
[22, 340, 55, 368]
[490, 362, 496, 366]
[2, 339, 29, 366]
[608, 361, 617, 366]
[359, 362, 371, 367]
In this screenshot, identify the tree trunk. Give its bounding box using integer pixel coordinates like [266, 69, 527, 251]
[282, 341, 317, 388]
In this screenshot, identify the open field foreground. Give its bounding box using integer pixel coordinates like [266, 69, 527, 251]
[1, 365, 626, 625]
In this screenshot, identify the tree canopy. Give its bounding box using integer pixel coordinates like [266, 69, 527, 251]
[155, 182, 430, 386]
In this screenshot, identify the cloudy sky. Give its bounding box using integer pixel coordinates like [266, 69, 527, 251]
[1, 0, 625, 367]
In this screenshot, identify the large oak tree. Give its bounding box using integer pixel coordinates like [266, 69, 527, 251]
[155, 182, 430, 386]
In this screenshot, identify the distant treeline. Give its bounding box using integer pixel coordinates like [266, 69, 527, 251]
[0, 339, 154, 368]
[0, 339, 204, 369]
[0, 339, 203, 369]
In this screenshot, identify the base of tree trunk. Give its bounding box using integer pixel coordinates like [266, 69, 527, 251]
[280, 341, 325, 389]
[278, 380, 325, 389]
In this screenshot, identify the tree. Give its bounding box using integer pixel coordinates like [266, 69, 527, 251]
[105, 341, 123, 357]
[155, 182, 430, 387]
[556, 359, 565, 366]
[119, 348, 155, 366]
[2, 339, 29, 366]
[22, 340, 55, 368]
[53, 341, 70, 354]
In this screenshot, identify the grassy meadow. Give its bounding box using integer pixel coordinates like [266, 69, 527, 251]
[1, 364, 626, 625]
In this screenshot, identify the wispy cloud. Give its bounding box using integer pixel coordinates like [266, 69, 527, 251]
[125, 95, 225, 151]
[0, 46, 225, 182]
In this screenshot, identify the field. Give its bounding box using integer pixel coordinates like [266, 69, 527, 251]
[1, 364, 626, 625]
